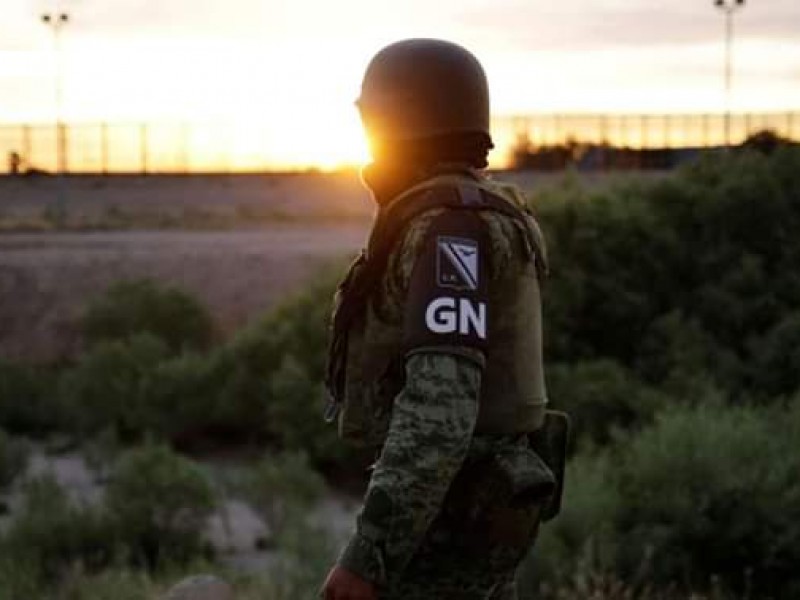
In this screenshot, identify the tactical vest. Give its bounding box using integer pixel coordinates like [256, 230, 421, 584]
[325, 172, 549, 448]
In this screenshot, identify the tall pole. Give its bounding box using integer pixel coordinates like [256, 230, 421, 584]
[41, 9, 69, 224]
[41, 11, 69, 173]
[714, 0, 745, 148]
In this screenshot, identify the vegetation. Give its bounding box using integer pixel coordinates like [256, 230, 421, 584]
[80, 279, 215, 353]
[0, 429, 28, 492]
[0, 361, 60, 435]
[0, 146, 799, 597]
[106, 443, 217, 568]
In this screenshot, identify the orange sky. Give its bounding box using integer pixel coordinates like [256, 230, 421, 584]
[1, 0, 799, 168]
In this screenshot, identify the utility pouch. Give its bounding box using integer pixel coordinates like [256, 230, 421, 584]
[443, 440, 555, 552]
[527, 410, 570, 522]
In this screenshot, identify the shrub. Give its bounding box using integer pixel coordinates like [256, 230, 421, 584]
[241, 450, 325, 540]
[105, 443, 216, 568]
[1, 473, 115, 583]
[0, 429, 29, 491]
[266, 356, 348, 466]
[218, 266, 349, 457]
[634, 311, 737, 399]
[525, 399, 800, 598]
[752, 311, 800, 398]
[140, 351, 228, 444]
[614, 401, 800, 597]
[80, 279, 215, 353]
[533, 147, 800, 406]
[0, 555, 43, 599]
[58, 333, 169, 438]
[256, 516, 338, 600]
[546, 359, 667, 450]
[0, 361, 60, 435]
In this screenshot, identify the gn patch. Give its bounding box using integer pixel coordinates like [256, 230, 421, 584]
[438, 237, 480, 291]
[404, 209, 490, 352]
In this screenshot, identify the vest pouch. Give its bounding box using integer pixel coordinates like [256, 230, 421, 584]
[493, 442, 556, 509]
[338, 305, 403, 447]
[442, 440, 555, 554]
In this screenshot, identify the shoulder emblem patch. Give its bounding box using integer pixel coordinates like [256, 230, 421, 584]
[437, 236, 479, 291]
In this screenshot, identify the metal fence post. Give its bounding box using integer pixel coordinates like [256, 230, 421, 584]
[179, 123, 189, 174]
[22, 125, 32, 168]
[140, 123, 148, 174]
[60, 122, 68, 173]
[101, 122, 108, 174]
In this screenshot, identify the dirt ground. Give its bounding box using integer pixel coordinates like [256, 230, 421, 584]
[0, 226, 367, 362]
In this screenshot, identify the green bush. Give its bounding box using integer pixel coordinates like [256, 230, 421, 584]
[0, 361, 60, 435]
[256, 516, 338, 600]
[105, 443, 216, 568]
[635, 311, 737, 400]
[526, 399, 800, 598]
[534, 147, 800, 404]
[50, 264, 346, 450]
[237, 449, 337, 600]
[140, 351, 228, 444]
[614, 401, 800, 597]
[1, 474, 115, 583]
[59, 333, 169, 438]
[80, 279, 215, 353]
[266, 356, 348, 465]
[0, 429, 29, 491]
[752, 311, 800, 398]
[546, 359, 667, 450]
[241, 450, 325, 540]
[0, 554, 43, 599]
[218, 266, 350, 462]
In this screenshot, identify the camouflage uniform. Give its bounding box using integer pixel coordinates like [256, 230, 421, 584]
[333, 172, 555, 599]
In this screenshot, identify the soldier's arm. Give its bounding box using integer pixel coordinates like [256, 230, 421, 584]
[337, 350, 481, 585]
[337, 208, 490, 586]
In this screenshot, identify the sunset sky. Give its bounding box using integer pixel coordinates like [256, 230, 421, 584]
[1, 0, 798, 168]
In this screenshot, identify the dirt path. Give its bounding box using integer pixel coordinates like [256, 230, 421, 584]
[0, 226, 368, 362]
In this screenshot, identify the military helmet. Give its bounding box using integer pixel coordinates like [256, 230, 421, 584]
[357, 39, 491, 143]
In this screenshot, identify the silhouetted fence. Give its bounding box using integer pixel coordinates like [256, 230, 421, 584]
[1, 112, 797, 174]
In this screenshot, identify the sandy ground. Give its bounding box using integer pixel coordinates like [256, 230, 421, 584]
[0, 226, 368, 362]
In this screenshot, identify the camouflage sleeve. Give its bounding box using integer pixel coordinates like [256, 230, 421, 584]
[336, 350, 481, 586]
[336, 207, 486, 585]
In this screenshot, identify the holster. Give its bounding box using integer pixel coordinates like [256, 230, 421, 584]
[527, 410, 570, 522]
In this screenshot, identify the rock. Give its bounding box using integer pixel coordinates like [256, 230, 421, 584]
[165, 575, 234, 600]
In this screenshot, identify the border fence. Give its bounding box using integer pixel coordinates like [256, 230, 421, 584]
[1, 111, 798, 174]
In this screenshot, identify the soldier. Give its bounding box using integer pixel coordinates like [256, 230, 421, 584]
[322, 39, 560, 600]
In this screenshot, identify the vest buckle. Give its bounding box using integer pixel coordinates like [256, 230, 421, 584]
[323, 397, 340, 423]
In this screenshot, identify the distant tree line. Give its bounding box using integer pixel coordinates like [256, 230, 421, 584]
[510, 128, 797, 171]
